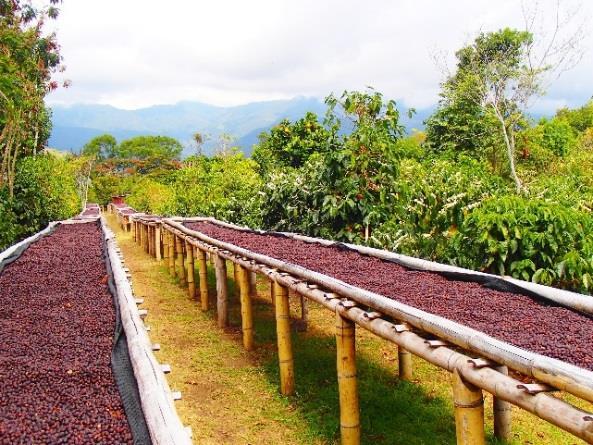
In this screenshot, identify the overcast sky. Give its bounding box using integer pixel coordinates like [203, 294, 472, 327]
[45, 0, 592, 113]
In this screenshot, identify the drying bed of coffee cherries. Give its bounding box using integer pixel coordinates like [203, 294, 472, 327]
[0, 222, 133, 444]
[186, 221, 593, 371]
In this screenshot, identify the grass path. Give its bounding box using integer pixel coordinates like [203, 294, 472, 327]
[108, 215, 587, 444]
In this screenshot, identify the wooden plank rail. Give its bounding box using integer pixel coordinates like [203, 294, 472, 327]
[129, 216, 593, 444]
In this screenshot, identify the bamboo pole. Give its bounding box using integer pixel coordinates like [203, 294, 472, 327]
[493, 365, 512, 441]
[233, 262, 240, 299]
[162, 227, 169, 261]
[398, 346, 413, 381]
[249, 271, 257, 297]
[149, 226, 154, 256]
[336, 310, 360, 445]
[176, 235, 186, 285]
[144, 224, 150, 253]
[168, 230, 176, 277]
[197, 248, 209, 311]
[452, 368, 485, 445]
[133, 221, 137, 242]
[214, 254, 228, 327]
[156, 225, 162, 261]
[239, 264, 254, 351]
[151, 226, 156, 257]
[274, 281, 295, 395]
[186, 240, 196, 299]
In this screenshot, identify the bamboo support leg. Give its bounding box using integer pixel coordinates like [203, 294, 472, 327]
[336, 311, 360, 445]
[133, 221, 137, 242]
[214, 255, 228, 327]
[493, 365, 512, 441]
[452, 368, 485, 445]
[176, 235, 186, 285]
[144, 225, 149, 253]
[163, 229, 169, 261]
[233, 262, 240, 299]
[398, 346, 413, 381]
[249, 271, 257, 297]
[148, 226, 153, 256]
[270, 281, 276, 306]
[156, 226, 162, 261]
[151, 227, 156, 257]
[169, 231, 176, 277]
[198, 249, 209, 311]
[238, 264, 254, 351]
[186, 240, 196, 299]
[274, 282, 295, 395]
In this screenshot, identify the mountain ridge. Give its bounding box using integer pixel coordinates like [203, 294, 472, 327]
[48, 97, 433, 156]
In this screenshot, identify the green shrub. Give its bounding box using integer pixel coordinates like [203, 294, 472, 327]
[450, 195, 593, 293]
[371, 157, 506, 259]
[0, 153, 80, 250]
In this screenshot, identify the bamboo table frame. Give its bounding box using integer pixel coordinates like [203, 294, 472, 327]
[132, 216, 593, 445]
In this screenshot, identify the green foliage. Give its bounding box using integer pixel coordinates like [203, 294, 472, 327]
[124, 152, 262, 227]
[116, 135, 182, 161]
[450, 196, 593, 292]
[0, 152, 80, 250]
[556, 100, 593, 133]
[126, 177, 177, 216]
[252, 112, 330, 175]
[0, 0, 63, 195]
[372, 157, 506, 259]
[81, 133, 117, 160]
[261, 89, 406, 242]
[173, 153, 262, 226]
[426, 28, 540, 193]
[538, 117, 576, 157]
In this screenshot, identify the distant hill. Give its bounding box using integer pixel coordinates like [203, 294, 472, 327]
[48, 97, 434, 157]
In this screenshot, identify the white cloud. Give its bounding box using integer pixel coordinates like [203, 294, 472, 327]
[45, 0, 593, 112]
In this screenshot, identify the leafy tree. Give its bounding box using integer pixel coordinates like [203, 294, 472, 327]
[428, 29, 536, 191]
[428, 21, 583, 193]
[372, 156, 506, 260]
[116, 135, 182, 160]
[0, 152, 80, 249]
[556, 100, 593, 133]
[0, 0, 64, 196]
[252, 112, 330, 175]
[261, 89, 407, 242]
[81, 133, 117, 160]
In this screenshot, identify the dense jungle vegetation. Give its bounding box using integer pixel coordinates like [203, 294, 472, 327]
[2, 5, 592, 293]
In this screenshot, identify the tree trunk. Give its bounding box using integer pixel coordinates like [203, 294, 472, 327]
[494, 109, 523, 194]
